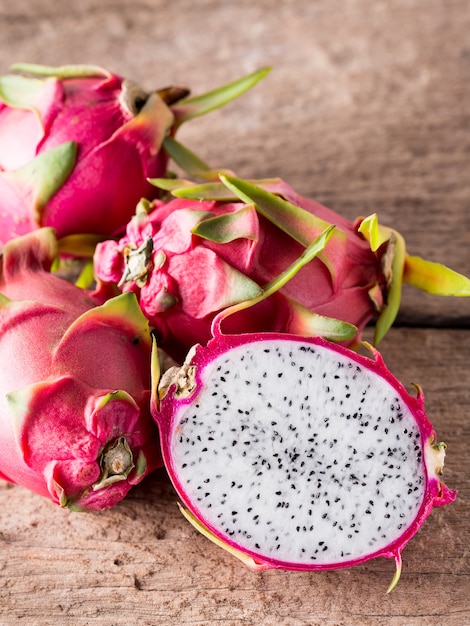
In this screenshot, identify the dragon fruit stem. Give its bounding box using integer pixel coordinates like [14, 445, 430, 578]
[93, 436, 135, 490]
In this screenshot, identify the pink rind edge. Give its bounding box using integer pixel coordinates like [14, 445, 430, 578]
[154, 332, 456, 572]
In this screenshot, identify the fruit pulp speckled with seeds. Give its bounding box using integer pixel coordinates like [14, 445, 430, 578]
[153, 333, 456, 590]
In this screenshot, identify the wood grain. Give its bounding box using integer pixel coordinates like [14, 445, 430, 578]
[0, 1, 469, 625]
[0, 328, 468, 625]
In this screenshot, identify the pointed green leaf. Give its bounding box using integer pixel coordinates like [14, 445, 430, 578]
[177, 503, 270, 571]
[171, 67, 271, 127]
[192, 204, 259, 243]
[57, 292, 152, 354]
[6, 142, 77, 222]
[248, 225, 336, 296]
[74, 261, 95, 289]
[57, 234, 104, 258]
[150, 177, 290, 202]
[7, 384, 36, 446]
[150, 335, 162, 414]
[374, 231, 406, 344]
[403, 255, 470, 296]
[220, 175, 316, 245]
[162, 136, 213, 177]
[281, 297, 358, 342]
[358, 213, 392, 251]
[134, 449, 148, 480]
[0, 293, 12, 307]
[358, 213, 406, 343]
[11, 63, 110, 79]
[387, 553, 403, 594]
[2, 227, 59, 275]
[149, 176, 240, 200]
[148, 177, 198, 192]
[0, 74, 49, 110]
[171, 180, 238, 200]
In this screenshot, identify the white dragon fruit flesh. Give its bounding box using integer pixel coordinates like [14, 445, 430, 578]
[152, 331, 455, 591]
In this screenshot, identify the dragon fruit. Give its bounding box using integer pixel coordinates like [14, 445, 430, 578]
[94, 175, 470, 361]
[0, 63, 269, 245]
[151, 323, 456, 591]
[0, 227, 161, 510]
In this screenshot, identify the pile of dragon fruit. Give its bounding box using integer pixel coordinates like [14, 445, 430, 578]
[0, 63, 468, 590]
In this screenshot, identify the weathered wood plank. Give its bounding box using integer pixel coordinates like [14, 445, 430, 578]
[0, 0, 468, 324]
[0, 328, 468, 625]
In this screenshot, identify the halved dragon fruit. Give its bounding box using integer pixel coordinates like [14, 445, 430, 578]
[152, 329, 455, 591]
[150, 236, 456, 591]
[0, 228, 161, 510]
[0, 63, 269, 245]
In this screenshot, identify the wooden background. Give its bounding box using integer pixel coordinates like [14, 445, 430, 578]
[0, 1, 469, 624]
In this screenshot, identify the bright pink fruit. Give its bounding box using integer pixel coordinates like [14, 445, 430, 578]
[0, 228, 160, 510]
[0, 64, 269, 244]
[94, 182, 381, 361]
[94, 175, 470, 361]
[152, 328, 456, 590]
[0, 64, 174, 241]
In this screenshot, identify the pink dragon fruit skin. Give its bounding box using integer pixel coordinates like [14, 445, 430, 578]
[94, 184, 382, 362]
[0, 227, 161, 510]
[0, 65, 174, 242]
[94, 175, 470, 362]
[151, 329, 456, 591]
[0, 64, 270, 244]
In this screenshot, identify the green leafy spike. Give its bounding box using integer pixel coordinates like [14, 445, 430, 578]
[10, 63, 110, 79]
[358, 213, 391, 252]
[177, 502, 269, 571]
[220, 175, 335, 248]
[387, 553, 403, 594]
[171, 181, 241, 200]
[148, 177, 197, 193]
[162, 136, 212, 177]
[0, 293, 12, 307]
[57, 292, 152, 353]
[404, 255, 470, 296]
[5, 142, 77, 222]
[357, 214, 406, 344]
[171, 67, 271, 127]
[0, 74, 48, 110]
[149, 177, 289, 202]
[57, 234, 105, 258]
[192, 204, 259, 243]
[150, 335, 162, 414]
[373, 231, 406, 344]
[74, 261, 95, 289]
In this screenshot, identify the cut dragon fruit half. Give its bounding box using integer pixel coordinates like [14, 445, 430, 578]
[152, 331, 455, 591]
[150, 234, 455, 590]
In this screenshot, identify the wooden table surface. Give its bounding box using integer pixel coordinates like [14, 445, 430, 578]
[0, 1, 469, 624]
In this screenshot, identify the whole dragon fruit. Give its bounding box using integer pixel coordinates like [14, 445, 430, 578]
[0, 227, 160, 510]
[152, 321, 456, 591]
[94, 175, 470, 361]
[0, 63, 269, 246]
